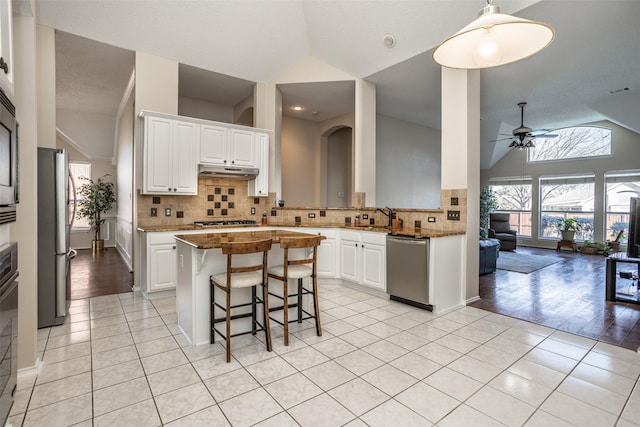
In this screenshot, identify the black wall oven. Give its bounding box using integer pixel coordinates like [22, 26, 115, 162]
[0, 242, 17, 425]
[0, 87, 18, 225]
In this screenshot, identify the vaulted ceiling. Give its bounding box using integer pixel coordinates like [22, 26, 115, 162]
[40, 0, 640, 168]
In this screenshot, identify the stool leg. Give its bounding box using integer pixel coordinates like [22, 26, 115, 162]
[263, 281, 272, 352]
[311, 274, 322, 337]
[283, 278, 289, 346]
[297, 278, 303, 323]
[225, 287, 231, 363]
[251, 286, 257, 335]
[210, 283, 215, 344]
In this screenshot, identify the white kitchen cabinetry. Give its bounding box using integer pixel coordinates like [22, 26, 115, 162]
[0, 0, 13, 97]
[140, 232, 178, 294]
[340, 230, 386, 291]
[304, 228, 340, 279]
[200, 125, 257, 168]
[143, 114, 199, 195]
[249, 131, 269, 197]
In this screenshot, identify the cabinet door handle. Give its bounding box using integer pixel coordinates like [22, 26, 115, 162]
[223, 159, 227, 163]
[173, 188, 177, 192]
[172, 246, 176, 250]
[167, 187, 171, 191]
[231, 160, 235, 164]
[355, 243, 358, 247]
[0, 57, 8, 74]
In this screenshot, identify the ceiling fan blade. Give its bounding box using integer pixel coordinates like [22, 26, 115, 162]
[487, 136, 514, 144]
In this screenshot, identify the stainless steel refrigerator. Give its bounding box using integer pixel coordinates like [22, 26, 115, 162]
[38, 148, 77, 328]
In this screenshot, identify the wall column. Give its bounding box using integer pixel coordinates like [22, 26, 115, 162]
[441, 68, 481, 302]
[355, 79, 376, 206]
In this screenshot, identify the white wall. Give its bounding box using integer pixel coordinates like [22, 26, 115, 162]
[376, 114, 441, 208]
[326, 127, 352, 208]
[481, 120, 640, 247]
[116, 83, 134, 270]
[281, 116, 319, 206]
[56, 109, 115, 160]
[178, 95, 234, 123]
[10, 9, 39, 371]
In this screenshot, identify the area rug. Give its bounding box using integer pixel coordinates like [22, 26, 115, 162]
[496, 251, 562, 274]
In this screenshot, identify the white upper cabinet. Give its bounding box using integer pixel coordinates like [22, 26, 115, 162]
[199, 124, 228, 165]
[229, 128, 256, 167]
[143, 114, 199, 195]
[249, 131, 269, 197]
[0, 0, 14, 97]
[200, 125, 258, 168]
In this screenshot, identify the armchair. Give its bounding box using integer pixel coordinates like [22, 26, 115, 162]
[488, 213, 517, 251]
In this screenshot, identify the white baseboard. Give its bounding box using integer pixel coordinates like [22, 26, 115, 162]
[466, 296, 481, 304]
[17, 357, 42, 389]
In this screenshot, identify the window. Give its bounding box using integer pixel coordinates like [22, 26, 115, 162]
[605, 171, 640, 244]
[528, 126, 611, 163]
[539, 174, 595, 240]
[489, 177, 532, 237]
[69, 162, 91, 230]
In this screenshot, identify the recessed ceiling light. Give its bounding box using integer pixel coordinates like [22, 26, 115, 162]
[292, 106, 304, 111]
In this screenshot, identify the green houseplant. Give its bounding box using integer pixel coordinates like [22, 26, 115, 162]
[557, 217, 581, 241]
[479, 187, 499, 238]
[77, 174, 116, 252]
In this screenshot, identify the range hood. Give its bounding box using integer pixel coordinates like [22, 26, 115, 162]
[198, 164, 259, 180]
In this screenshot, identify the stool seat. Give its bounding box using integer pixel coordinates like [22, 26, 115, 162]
[268, 264, 312, 280]
[211, 271, 263, 288]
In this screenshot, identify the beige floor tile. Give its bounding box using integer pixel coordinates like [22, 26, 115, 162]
[204, 368, 260, 402]
[328, 377, 390, 416]
[390, 351, 442, 380]
[302, 360, 357, 391]
[92, 359, 145, 390]
[93, 399, 161, 427]
[396, 381, 460, 423]
[360, 399, 429, 427]
[29, 372, 92, 410]
[245, 356, 297, 385]
[438, 404, 505, 427]
[264, 372, 323, 409]
[288, 393, 355, 427]
[92, 344, 139, 371]
[361, 364, 418, 396]
[541, 391, 618, 427]
[466, 385, 536, 426]
[147, 363, 201, 396]
[22, 393, 92, 427]
[423, 366, 483, 401]
[165, 405, 230, 427]
[488, 371, 553, 406]
[36, 355, 92, 385]
[93, 377, 152, 416]
[140, 348, 189, 375]
[218, 387, 283, 427]
[155, 382, 216, 424]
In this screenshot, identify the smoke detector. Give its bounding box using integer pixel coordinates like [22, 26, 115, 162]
[383, 34, 396, 48]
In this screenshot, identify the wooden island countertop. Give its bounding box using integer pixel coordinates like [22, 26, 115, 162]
[174, 229, 324, 250]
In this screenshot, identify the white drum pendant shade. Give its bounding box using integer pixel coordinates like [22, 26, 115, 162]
[433, 4, 554, 69]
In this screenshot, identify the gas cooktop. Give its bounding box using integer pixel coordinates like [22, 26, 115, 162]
[194, 219, 257, 227]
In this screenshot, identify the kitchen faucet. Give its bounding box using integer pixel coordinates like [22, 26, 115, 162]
[376, 206, 395, 227]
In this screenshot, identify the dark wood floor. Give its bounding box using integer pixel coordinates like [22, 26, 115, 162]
[70, 248, 133, 300]
[470, 246, 640, 351]
[70, 244, 640, 350]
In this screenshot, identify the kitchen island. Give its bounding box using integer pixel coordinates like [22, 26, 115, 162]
[175, 229, 323, 346]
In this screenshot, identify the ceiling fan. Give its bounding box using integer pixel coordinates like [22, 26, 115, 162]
[489, 102, 557, 149]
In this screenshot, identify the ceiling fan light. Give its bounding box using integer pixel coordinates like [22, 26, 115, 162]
[433, 1, 554, 69]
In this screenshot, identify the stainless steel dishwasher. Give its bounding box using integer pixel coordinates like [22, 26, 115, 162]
[386, 234, 432, 311]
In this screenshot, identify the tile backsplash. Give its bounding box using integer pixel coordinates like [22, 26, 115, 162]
[138, 180, 466, 234]
[137, 177, 271, 226]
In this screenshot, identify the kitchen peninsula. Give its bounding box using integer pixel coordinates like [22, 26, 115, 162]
[174, 228, 323, 346]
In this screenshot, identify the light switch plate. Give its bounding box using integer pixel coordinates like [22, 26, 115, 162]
[447, 210, 460, 221]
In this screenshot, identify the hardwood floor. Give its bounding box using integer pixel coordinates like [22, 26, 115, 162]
[69, 244, 640, 350]
[470, 246, 640, 351]
[70, 248, 132, 300]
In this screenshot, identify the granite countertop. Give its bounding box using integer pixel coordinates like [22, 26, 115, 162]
[139, 223, 464, 238]
[175, 229, 324, 249]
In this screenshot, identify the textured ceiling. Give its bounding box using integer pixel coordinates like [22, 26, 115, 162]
[43, 0, 640, 168]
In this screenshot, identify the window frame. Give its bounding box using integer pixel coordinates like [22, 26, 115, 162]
[527, 126, 612, 164]
[69, 161, 92, 231]
[489, 176, 533, 237]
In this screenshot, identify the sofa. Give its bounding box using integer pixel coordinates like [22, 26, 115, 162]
[479, 238, 500, 275]
[488, 213, 517, 251]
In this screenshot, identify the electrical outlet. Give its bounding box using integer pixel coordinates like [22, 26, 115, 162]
[428, 217, 436, 223]
[308, 213, 316, 218]
[150, 208, 157, 217]
[362, 214, 369, 220]
[165, 208, 171, 216]
[251, 207, 256, 215]
[447, 210, 460, 221]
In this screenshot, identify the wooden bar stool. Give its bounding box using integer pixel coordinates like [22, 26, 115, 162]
[210, 238, 273, 362]
[268, 235, 323, 346]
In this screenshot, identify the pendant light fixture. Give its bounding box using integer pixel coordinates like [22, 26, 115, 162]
[433, 0, 554, 69]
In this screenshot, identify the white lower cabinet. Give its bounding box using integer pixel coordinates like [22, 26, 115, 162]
[340, 230, 386, 291]
[304, 228, 340, 279]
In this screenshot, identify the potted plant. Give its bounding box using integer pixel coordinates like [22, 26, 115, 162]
[479, 187, 498, 238]
[77, 174, 116, 252]
[580, 240, 598, 255]
[557, 218, 581, 241]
